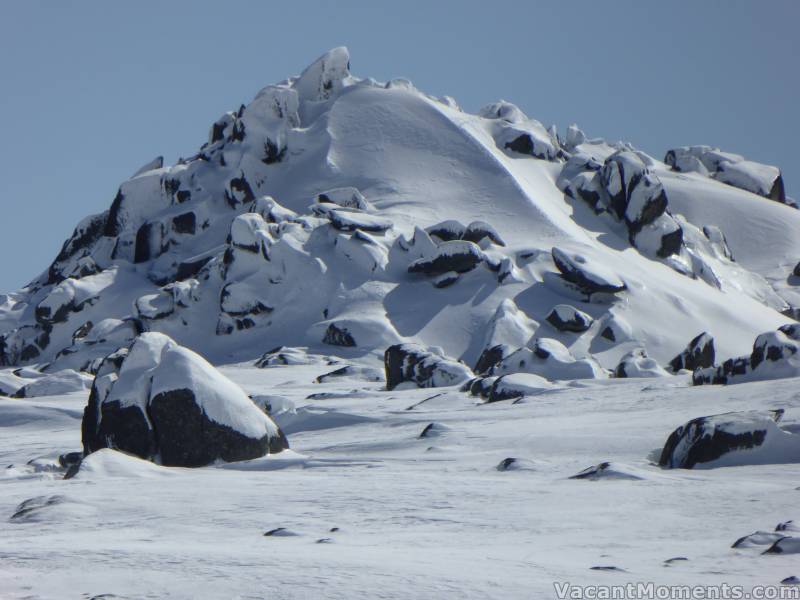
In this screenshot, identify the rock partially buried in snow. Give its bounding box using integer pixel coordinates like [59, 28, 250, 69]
[732, 531, 787, 549]
[255, 347, 317, 367]
[82, 333, 288, 467]
[496, 457, 537, 471]
[546, 304, 593, 333]
[614, 348, 670, 378]
[487, 373, 555, 402]
[408, 240, 485, 276]
[384, 344, 473, 390]
[551, 247, 626, 298]
[693, 325, 800, 385]
[568, 462, 646, 481]
[763, 537, 800, 555]
[658, 409, 800, 469]
[491, 338, 607, 381]
[669, 332, 715, 373]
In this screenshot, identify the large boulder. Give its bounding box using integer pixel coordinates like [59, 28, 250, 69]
[658, 409, 800, 469]
[82, 333, 288, 467]
[669, 332, 715, 373]
[384, 343, 473, 390]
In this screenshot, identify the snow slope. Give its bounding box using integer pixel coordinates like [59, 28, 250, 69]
[0, 47, 797, 379]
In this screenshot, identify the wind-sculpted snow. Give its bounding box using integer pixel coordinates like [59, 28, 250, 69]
[0, 45, 796, 394]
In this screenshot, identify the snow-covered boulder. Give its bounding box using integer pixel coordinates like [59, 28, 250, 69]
[551, 247, 626, 298]
[384, 343, 473, 390]
[492, 338, 607, 381]
[669, 332, 715, 373]
[425, 220, 504, 246]
[546, 304, 593, 333]
[693, 325, 800, 385]
[82, 333, 288, 467]
[255, 346, 317, 367]
[658, 409, 800, 469]
[316, 187, 371, 210]
[614, 348, 670, 378]
[408, 240, 485, 276]
[665, 146, 786, 203]
[12, 369, 92, 398]
[487, 373, 555, 402]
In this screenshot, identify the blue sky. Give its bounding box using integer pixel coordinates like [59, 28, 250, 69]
[1, 0, 797, 292]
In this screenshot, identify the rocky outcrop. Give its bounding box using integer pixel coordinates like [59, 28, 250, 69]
[693, 324, 800, 385]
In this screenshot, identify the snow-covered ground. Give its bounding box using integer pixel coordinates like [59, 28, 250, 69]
[2, 359, 799, 599]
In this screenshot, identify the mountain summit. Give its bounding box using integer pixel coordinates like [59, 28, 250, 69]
[1, 47, 798, 383]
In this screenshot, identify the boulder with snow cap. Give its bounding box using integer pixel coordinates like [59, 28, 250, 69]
[488, 373, 555, 402]
[409, 240, 485, 276]
[316, 187, 371, 211]
[384, 343, 473, 390]
[614, 348, 670, 378]
[546, 304, 593, 333]
[658, 409, 800, 469]
[551, 247, 626, 298]
[82, 332, 288, 467]
[693, 325, 800, 385]
[669, 332, 715, 373]
[491, 338, 607, 381]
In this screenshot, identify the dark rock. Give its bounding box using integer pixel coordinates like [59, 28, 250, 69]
[462, 221, 505, 246]
[408, 241, 484, 276]
[176, 256, 213, 281]
[327, 209, 392, 233]
[58, 452, 83, 469]
[82, 333, 288, 467]
[323, 323, 356, 347]
[432, 271, 459, 288]
[425, 220, 465, 242]
[473, 344, 510, 375]
[261, 139, 287, 165]
[794, 262, 800, 278]
[763, 537, 800, 555]
[546, 305, 593, 333]
[419, 422, 449, 438]
[225, 173, 255, 207]
[172, 212, 196, 235]
[669, 332, 715, 372]
[658, 409, 784, 469]
[551, 247, 626, 297]
[384, 343, 473, 390]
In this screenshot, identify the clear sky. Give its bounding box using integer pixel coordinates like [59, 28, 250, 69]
[1, 0, 797, 292]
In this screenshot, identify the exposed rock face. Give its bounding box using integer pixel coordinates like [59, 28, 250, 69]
[658, 409, 800, 469]
[546, 304, 593, 333]
[669, 332, 715, 373]
[384, 343, 473, 390]
[82, 333, 288, 467]
[693, 325, 800, 385]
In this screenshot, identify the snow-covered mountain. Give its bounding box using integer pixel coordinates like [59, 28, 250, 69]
[1, 47, 799, 383]
[3, 47, 800, 598]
